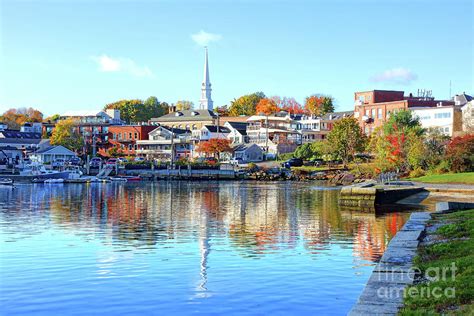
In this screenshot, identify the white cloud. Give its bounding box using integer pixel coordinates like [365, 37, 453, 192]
[191, 30, 222, 46]
[92, 54, 153, 78]
[370, 68, 418, 85]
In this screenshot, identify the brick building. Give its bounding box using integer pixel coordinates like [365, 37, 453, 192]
[354, 90, 453, 134]
[100, 125, 157, 157]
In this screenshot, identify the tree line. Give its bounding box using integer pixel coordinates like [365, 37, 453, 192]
[288, 110, 474, 175]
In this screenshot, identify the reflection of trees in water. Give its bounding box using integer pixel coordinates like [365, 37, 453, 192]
[2, 182, 409, 262]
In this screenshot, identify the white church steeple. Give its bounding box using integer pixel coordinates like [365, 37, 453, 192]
[199, 47, 213, 111]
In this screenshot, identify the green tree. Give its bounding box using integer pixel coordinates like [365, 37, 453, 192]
[327, 117, 367, 167]
[321, 97, 335, 115]
[228, 92, 266, 116]
[142, 96, 168, 120]
[175, 100, 193, 111]
[50, 119, 83, 151]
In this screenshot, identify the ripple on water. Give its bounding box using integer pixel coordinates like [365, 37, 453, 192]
[0, 182, 411, 315]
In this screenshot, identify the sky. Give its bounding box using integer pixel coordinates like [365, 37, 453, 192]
[0, 0, 472, 116]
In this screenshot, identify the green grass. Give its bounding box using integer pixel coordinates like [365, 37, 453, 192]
[291, 165, 339, 173]
[408, 172, 474, 185]
[399, 209, 474, 315]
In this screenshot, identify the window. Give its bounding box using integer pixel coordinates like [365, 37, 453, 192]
[128, 144, 132, 150]
[118, 133, 122, 140]
[354, 111, 359, 118]
[364, 126, 369, 134]
[445, 127, 449, 133]
[129, 132, 132, 139]
[123, 132, 127, 140]
[434, 112, 451, 119]
[371, 109, 376, 118]
[113, 133, 116, 140]
[135, 133, 138, 139]
[378, 108, 383, 119]
[386, 111, 391, 119]
[365, 110, 369, 116]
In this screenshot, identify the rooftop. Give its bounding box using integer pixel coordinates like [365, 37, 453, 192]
[150, 110, 216, 122]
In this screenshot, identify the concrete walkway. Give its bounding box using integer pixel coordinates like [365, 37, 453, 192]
[411, 182, 474, 192]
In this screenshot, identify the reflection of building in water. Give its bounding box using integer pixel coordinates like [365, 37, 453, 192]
[26, 182, 410, 263]
[350, 212, 406, 261]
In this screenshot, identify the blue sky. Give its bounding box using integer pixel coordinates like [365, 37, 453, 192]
[0, 0, 472, 116]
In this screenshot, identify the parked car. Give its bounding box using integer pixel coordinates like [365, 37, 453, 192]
[52, 158, 66, 168]
[89, 157, 102, 168]
[134, 157, 145, 162]
[282, 158, 303, 168]
[106, 158, 118, 165]
[67, 157, 82, 166]
[117, 157, 128, 164]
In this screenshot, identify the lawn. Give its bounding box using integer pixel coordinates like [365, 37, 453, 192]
[408, 172, 474, 185]
[399, 209, 474, 315]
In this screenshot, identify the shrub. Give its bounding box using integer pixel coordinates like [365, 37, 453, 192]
[445, 134, 474, 172]
[278, 152, 294, 161]
[409, 167, 425, 178]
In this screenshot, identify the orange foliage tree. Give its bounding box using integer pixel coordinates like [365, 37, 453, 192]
[1, 107, 43, 129]
[256, 98, 279, 116]
[270, 96, 305, 114]
[196, 138, 233, 158]
[304, 95, 325, 116]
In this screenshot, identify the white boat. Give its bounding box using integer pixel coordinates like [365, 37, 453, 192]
[44, 178, 64, 184]
[19, 162, 70, 181]
[66, 166, 83, 180]
[0, 178, 14, 185]
[110, 177, 128, 182]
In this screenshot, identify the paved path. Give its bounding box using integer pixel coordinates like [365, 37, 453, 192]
[411, 182, 474, 191]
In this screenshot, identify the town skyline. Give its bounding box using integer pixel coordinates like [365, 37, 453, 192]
[1, 0, 473, 116]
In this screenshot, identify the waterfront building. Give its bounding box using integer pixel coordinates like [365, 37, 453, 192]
[0, 124, 42, 152]
[136, 126, 193, 160]
[246, 112, 302, 155]
[232, 143, 264, 162]
[30, 145, 77, 164]
[150, 109, 217, 131]
[192, 125, 231, 141]
[43, 109, 123, 156]
[353, 90, 454, 135]
[411, 105, 463, 136]
[100, 125, 157, 157]
[461, 100, 474, 132]
[296, 111, 353, 143]
[224, 121, 248, 144]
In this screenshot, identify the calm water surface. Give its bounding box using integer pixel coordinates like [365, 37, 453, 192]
[1, 181, 412, 315]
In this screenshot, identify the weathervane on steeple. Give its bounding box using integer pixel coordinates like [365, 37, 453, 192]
[199, 46, 213, 111]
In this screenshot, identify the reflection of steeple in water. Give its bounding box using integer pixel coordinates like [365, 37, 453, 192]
[196, 192, 211, 297]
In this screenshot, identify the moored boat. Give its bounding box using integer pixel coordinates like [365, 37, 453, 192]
[0, 178, 14, 185]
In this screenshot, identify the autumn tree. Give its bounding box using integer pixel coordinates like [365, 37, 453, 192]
[256, 98, 279, 116]
[327, 117, 367, 167]
[175, 100, 193, 111]
[228, 92, 266, 116]
[304, 95, 324, 116]
[304, 95, 335, 116]
[214, 105, 229, 116]
[445, 134, 474, 172]
[44, 114, 61, 123]
[144, 96, 168, 119]
[50, 119, 83, 151]
[196, 138, 233, 158]
[271, 96, 305, 114]
[1, 107, 43, 129]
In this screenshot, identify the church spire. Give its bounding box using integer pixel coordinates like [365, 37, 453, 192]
[199, 47, 213, 111]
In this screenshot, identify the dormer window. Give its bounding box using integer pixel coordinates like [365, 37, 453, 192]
[191, 111, 199, 116]
[175, 112, 183, 116]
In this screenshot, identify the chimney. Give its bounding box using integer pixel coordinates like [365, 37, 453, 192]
[169, 104, 177, 114]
